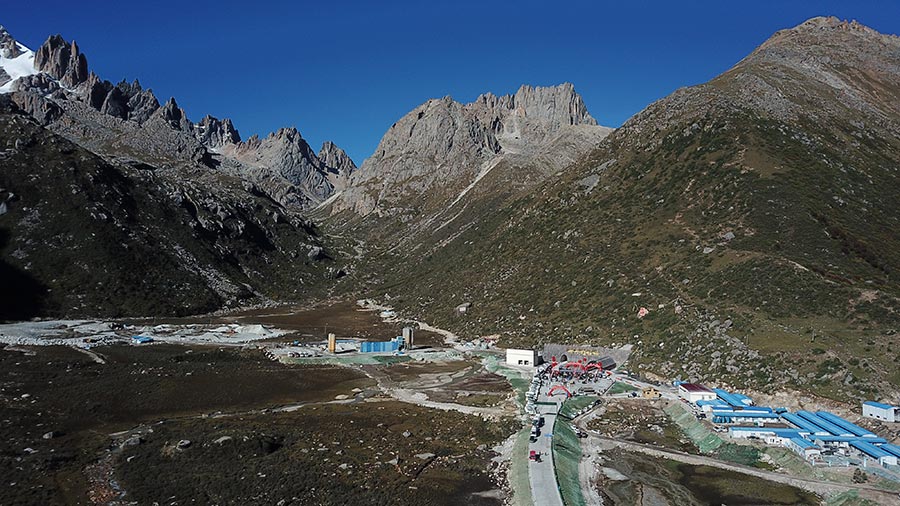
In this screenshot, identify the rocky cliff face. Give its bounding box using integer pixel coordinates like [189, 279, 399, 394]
[196, 114, 241, 149]
[334, 83, 605, 217]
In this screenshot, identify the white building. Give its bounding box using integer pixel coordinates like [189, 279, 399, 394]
[862, 401, 897, 422]
[506, 348, 539, 367]
[678, 383, 716, 403]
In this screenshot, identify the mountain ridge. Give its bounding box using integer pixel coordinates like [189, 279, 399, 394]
[1, 26, 357, 210]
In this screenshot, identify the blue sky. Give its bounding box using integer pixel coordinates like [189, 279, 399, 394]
[3, 1, 899, 163]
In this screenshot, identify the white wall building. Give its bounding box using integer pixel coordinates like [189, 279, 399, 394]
[678, 383, 716, 403]
[862, 401, 897, 422]
[506, 348, 539, 367]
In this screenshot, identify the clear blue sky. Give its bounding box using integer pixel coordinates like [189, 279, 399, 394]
[3, 1, 899, 164]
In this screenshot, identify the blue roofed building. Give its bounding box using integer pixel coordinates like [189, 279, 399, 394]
[881, 444, 900, 459]
[795, 411, 853, 437]
[781, 412, 830, 435]
[711, 410, 779, 424]
[814, 411, 876, 438]
[850, 440, 898, 466]
[713, 388, 754, 407]
[696, 399, 729, 412]
[862, 401, 897, 422]
[786, 437, 822, 461]
[812, 435, 888, 446]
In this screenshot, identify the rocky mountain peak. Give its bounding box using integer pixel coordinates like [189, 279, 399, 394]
[789, 16, 885, 36]
[272, 126, 303, 142]
[318, 141, 357, 191]
[756, 16, 900, 55]
[0, 25, 23, 59]
[196, 114, 241, 148]
[155, 97, 191, 130]
[318, 141, 356, 174]
[34, 34, 88, 88]
[335, 82, 606, 216]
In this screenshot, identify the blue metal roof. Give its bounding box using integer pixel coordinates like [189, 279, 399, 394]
[863, 401, 895, 410]
[713, 388, 748, 407]
[814, 411, 875, 438]
[781, 412, 829, 434]
[729, 427, 806, 437]
[882, 444, 900, 458]
[851, 441, 893, 459]
[734, 393, 754, 405]
[796, 411, 853, 437]
[712, 410, 779, 418]
[737, 406, 773, 413]
[696, 399, 729, 406]
[813, 436, 888, 444]
[789, 437, 818, 449]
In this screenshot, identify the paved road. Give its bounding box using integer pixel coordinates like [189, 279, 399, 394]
[526, 371, 615, 506]
[528, 382, 564, 506]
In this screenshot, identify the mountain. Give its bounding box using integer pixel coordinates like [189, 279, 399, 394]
[333, 17, 900, 402]
[332, 83, 607, 218]
[2, 26, 355, 211]
[0, 26, 356, 319]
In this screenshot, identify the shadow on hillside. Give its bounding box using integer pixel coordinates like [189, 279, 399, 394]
[0, 228, 48, 321]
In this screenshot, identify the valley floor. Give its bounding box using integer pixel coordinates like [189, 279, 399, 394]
[3, 300, 900, 506]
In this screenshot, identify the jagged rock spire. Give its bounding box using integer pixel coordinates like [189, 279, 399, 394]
[34, 34, 88, 87]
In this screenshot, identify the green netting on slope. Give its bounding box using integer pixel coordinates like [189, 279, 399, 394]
[510, 427, 535, 506]
[553, 402, 586, 506]
[664, 402, 724, 453]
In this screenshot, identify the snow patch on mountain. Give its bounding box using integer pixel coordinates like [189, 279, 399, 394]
[0, 41, 37, 93]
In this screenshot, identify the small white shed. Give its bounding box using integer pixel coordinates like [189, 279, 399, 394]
[862, 401, 897, 422]
[506, 348, 538, 367]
